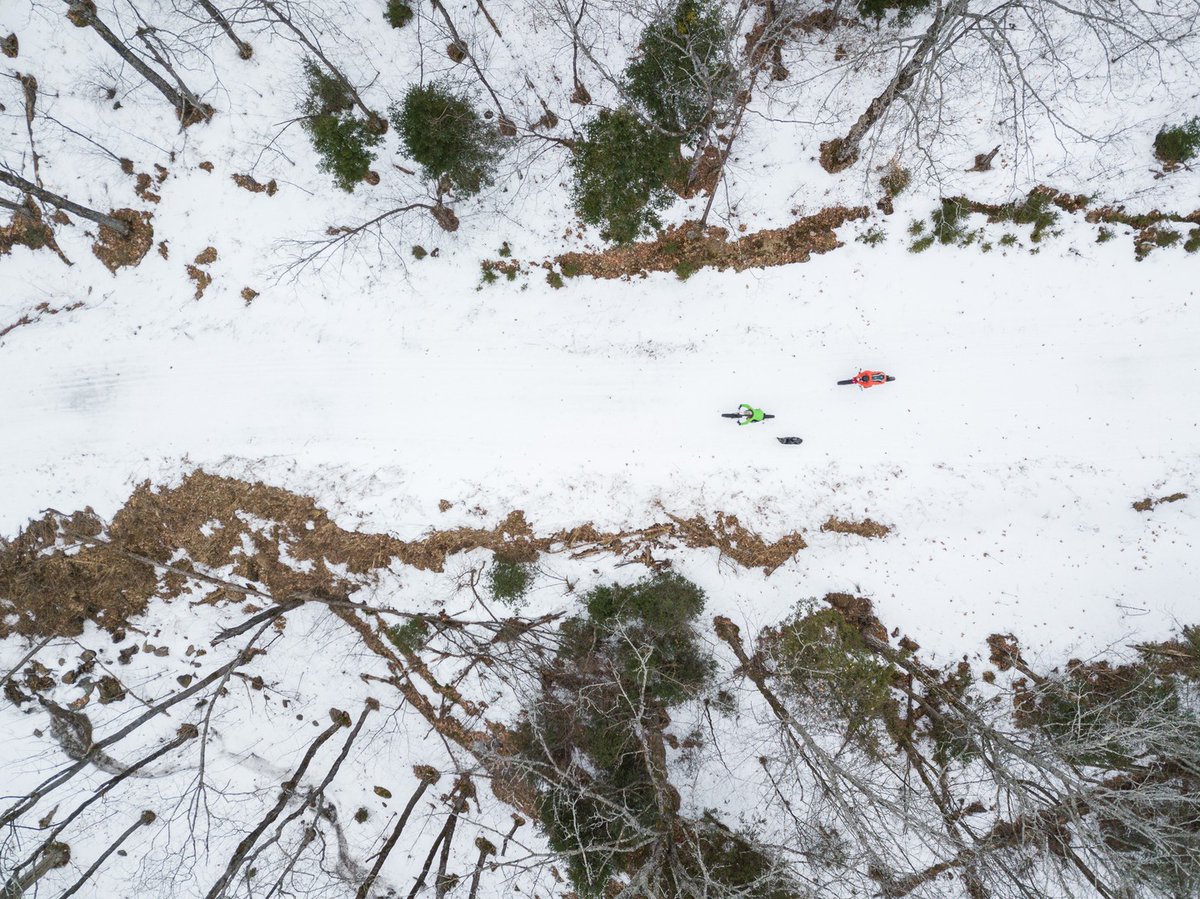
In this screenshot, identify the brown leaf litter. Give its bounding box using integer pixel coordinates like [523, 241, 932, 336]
[0, 197, 70, 263]
[670, 145, 724, 199]
[92, 208, 154, 273]
[232, 173, 278, 196]
[1132, 492, 1187, 512]
[823, 592, 889, 643]
[186, 246, 218, 298]
[0, 472, 813, 639]
[821, 516, 892, 538]
[553, 207, 869, 280]
[134, 172, 161, 204]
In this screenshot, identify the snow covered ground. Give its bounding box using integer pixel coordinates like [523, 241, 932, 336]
[4, 220, 1197, 662]
[3, 0, 1200, 895]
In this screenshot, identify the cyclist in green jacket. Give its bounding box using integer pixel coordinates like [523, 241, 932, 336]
[737, 404, 770, 425]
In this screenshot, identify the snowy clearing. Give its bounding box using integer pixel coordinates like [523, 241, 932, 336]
[2, 0, 1199, 896]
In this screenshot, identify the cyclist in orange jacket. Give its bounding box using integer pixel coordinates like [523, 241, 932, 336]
[839, 370, 895, 388]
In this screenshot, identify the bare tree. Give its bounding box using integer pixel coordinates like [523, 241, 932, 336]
[820, 0, 969, 172]
[258, 0, 385, 132]
[195, 0, 254, 58]
[814, 0, 1200, 175]
[0, 167, 130, 235]
[63, 0, 213, 125]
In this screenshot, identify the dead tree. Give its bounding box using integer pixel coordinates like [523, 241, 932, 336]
[428, 0, 511, 126]
[63, 1, 212, 125]
[6, 725, 198, 888]
[465, 837, 496, 899]
[275, 201, 456, 282]
[0, 196, 36, 221]
[406, 780, 469, 899]
[259, 0, 384, 132]
[195, 0, 253, 58]
[58, 810, 156, 899]
[355, 766, 442, 899]
[0, 655, 246, 829]
[0, 841, 69, 898]
[0, 168, 130, 236]
[203, 710, 349, 899]
[13, 74, 40, 186]
[817, 0, 1200, 176]
[820, 0, 968, 172]
[239, 699, 380, 885]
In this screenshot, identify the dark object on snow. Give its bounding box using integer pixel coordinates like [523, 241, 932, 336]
[777, 437, 803, 445]
[969, 146, 1000, 172]
[838, 370, 895, 388]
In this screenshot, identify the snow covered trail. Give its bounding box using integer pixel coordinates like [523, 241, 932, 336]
[2, 234, 1197, 660]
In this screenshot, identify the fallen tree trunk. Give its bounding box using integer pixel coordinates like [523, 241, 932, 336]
[820, 0, 965, 172]
[0, 168, 129, 235]
[64, 1, 211, 125]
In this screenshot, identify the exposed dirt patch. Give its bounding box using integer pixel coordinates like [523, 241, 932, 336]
[0, 507, 156, 640]
[157, 240, 169, 259]
[92, 208, 154, 273]
[481, 258, 521, 281]
[0, 473, 813, 639]
[819, 138, 858, 174]
[667, 512, 807, 573]
[186, 246, 218, 298]
[554, 206, 869, 280]
[987, 633, 1022, 670]
[0, 198, 70, 263]
[671, 145, 724, 199]
[430, 203, 460, 232]
[186, 265, 212, 298]
[938, 186, 1092, 230]
[198, 161, 214, 172]
[823, 592, 889, 643]
[1132, 492, 1187, 512]
[134, 173, 161, 203]
[2, 33, 18, 58]
[794, 7, 858, 32]
[820, 516, 892, 538]
[179, 100, 214, 128]
[241, 287, 259, 305]
[909, 187, 1196, 259]
[232, 173, 278, 196]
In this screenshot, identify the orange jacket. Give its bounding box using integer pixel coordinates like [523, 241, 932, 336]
[855, 370, 889, 388]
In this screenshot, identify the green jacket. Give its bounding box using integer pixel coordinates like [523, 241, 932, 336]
[738, 403, 765, 425]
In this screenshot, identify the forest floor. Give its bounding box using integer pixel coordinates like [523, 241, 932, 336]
[2, 0, 1199, 895]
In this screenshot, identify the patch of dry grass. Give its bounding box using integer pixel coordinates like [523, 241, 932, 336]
[92, 208, 154, 273]
[554, 206, 869, 280]
[0, 473, 812, 638]
[821, 516, 892, 538]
